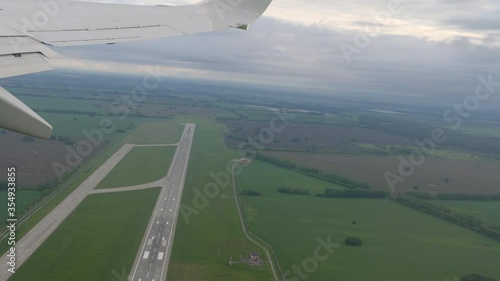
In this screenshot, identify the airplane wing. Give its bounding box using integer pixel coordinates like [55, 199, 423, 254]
[0, 0, 273, 139]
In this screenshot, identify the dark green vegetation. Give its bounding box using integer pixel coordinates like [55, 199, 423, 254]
[435, 193, 500, 201]
[396, 195, 500, 241]
[345, 237, 362, 246]
[96, 146, 176, 189]
[317, 188, 389, 198]
[461, 273, 498, 281]
[406, 192, 500, 201]
[240, 189, 262, 196]
[10, 188, 160, 281]
[236, 161, 500, 281]
[277, 186, 310, 195]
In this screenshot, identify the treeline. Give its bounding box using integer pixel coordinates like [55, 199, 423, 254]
[256, 154, 297, 170]
[257, 154, 371, 189]
[397, 195, 500, 241]
[277, 187, 310, 195]
[240, 189, 261, 196]
[405, 191, 500, 202]
[317, 188, 389, 199]
[435, 193, 500, 201]
[33, 108, 100, 117]
[461, 273, 497, 281]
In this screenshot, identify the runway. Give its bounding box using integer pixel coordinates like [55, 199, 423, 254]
[129, 123, 195, 281]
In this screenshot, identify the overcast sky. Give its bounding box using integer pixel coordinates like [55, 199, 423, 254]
[52, 0, 500, 104]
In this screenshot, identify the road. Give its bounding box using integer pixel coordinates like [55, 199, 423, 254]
[0, 143, 135, 281]
[129, 123, 195, 281]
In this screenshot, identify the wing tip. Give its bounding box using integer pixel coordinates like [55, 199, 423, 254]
[0, 87, 53, 140]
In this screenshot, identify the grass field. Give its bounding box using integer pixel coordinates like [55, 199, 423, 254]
[236, 161, 343, 199]
[166, 117, 274, 281]
[236, 163, 500, 281]
[18, 96, 107, 114]
[126, 120, 184, 144]
[10, 188, 160, 281]
[0, 190, 42, 225]
[434, 201, 500, 226]
[96, 146, 176, 189]
[263, 151, 500, 194]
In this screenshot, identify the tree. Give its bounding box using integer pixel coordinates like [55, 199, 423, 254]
[345, 237, 362, 246]
[240, 189, 261, 196]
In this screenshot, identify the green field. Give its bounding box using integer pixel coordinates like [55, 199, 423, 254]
[0, 190, 42, 225]
[237, 160, 344, 197]
[237, 162, 500, 281]
[167, 117, 274, 281]
[19, 96, 106, 114]
[126, 120, 184, 144]
[435, 201, 500, 226]
[97, 146, 176, 189]
[10, 188, 160, 281]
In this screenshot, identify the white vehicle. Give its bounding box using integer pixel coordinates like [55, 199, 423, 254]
[0, 0, 273, 139]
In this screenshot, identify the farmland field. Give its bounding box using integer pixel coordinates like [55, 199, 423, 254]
[263, 151, 500, 194]
[224, 121, 413, 153]
[236, 162, 500, 281]
[0, 134, 69, 187]
[96, 146, 176, 189]
[10, 188, 160, 281]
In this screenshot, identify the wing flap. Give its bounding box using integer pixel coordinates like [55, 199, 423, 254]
[0, 53, 52, 79]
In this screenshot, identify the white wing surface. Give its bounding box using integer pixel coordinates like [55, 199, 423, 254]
[0, 0, 273, 138]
